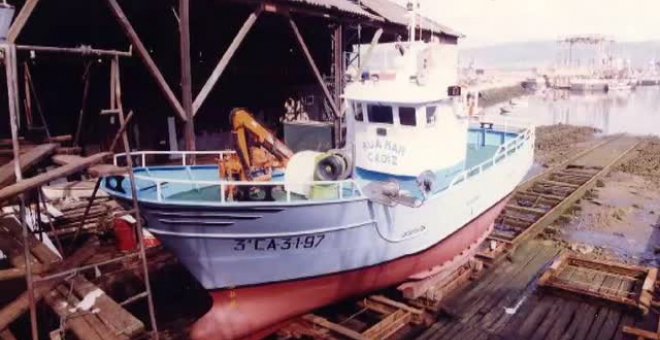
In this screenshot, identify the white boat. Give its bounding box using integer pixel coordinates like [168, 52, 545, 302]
[607, 79, 632, 92]
[570, 77, 609, 92]
[103, 26, 535, 340]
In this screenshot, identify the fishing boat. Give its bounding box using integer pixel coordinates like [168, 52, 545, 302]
[102, 21, 534, 340]
[606, 78, 633, 92]
[569, 77, 609, 92]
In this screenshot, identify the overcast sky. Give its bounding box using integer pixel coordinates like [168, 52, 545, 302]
[404, 0, 660, 47]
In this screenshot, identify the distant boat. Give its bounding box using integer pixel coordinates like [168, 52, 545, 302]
[509, 98, 528, 108]
[522, 77, 546, 91]
[640, 78, 660, 86]
[570, 78, 608, 92]
[500, 105, 513, 115]
[607, 79, 633, 92]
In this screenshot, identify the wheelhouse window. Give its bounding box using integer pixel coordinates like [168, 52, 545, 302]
[426, 106, 437, 127]
[367, 104, 393, 124]
[353, 102, 364, 121]
[399, 107, 417, 126]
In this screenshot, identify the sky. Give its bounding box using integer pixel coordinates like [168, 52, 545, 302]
[401, 0, 660, 47]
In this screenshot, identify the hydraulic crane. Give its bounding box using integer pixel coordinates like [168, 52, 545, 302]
[218, 108, 294, 200]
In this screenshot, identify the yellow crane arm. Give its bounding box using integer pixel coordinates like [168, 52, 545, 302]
[230, 108, 294, 177]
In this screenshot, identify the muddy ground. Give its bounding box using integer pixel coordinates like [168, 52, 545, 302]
[534, 124, 601, 168]
[543, 136, 660, 267]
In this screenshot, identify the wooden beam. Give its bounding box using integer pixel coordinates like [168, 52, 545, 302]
[16, 44, 131, 58]
[0, 239, 97, 332]
[0, 330, 16, 340]
[43, 288, 107, 340]
[288, 18, 340, 118]
[0, 267, 42, 282]
[108, 110, 135, 152]
[301, 314, 365, 339]
[0, 143, 58, 189]
[179, 0, 196, 152]
[622, 326, 659, 340]
[2, 43, 39, 340]
[111, 57, 160, 335]
[104, 0, 187, 121]
[192, 9, 261, 115]
[6, 0, 41, 43]
[0, 153, 111, 203]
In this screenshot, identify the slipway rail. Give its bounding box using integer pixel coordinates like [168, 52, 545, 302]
[476, 135, 640, 263]
[273, 135, 643, 340]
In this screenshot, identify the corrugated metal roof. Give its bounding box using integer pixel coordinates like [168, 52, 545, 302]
[283, 0, 382, 20]
[358, 0, 462, 37]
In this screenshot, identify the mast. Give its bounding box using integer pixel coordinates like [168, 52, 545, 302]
[407, 1, 418, 42]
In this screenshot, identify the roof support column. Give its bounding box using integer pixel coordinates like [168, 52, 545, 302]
[179, 0, 195, 152]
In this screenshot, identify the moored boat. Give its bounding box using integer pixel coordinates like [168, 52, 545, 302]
[570, 77, 609, 92]
[102, 25, 535, 340]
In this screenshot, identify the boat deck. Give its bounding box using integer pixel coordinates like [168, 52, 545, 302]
[108, 127, 523, 205]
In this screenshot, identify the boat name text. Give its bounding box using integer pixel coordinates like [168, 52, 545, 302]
[362, 139, 407, 166]
[233, 235, 325, 251]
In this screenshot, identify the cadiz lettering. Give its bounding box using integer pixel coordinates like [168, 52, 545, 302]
[363, 139, 407, 166]
[233, 234, 325, 251]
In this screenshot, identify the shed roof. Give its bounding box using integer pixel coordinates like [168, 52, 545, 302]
[358, 0, 462, 38]
[282, 0, 382, 20]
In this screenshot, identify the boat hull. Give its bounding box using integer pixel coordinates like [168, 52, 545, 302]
[190, 195, 510, 340]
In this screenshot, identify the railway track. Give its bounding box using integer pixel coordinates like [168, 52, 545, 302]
[274, 135, 641, 340]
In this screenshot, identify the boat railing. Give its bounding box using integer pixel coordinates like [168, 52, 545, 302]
[131, 174, 363, 203]
[450, 120, 534, 188]
[110, 150, 363, 203]
[113, 150, 236, 167]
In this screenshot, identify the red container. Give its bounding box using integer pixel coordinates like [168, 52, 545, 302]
[113, 217, 137, 252]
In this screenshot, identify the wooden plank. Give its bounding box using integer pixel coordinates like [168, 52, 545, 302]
[0, 267, 33, 281]
[0, 239, 97, 331]
[0, 152, 111, 202]
[53, 284, 121, 340]
[0, 143, 58, 188]
[538, 179, 581, 188]
[52, 154, 83, 166]
[362, 309, 412, 339]
[593, 308, 622, 340]
[479, 257, 555, 331]
[104, 0, 187, 121]
[193, 9, 261, 115]
[622, 326, 660, 340]
[542, 298, 580, 340]
[505, 204, 547, 215]
[68, 276, 144, 337]
[87, 164, 126, 178]
[527, 299, 564, 340]
[43, 287, 107, 340]
[301, 314, 365, 339]
[6, 0, 41, 43]
[459, 245, 559, 325]
[584, 304, 614, 340]
[612, 314, 635, 340]
[0, 329, 16, 340]
[558, 302, 598, 340]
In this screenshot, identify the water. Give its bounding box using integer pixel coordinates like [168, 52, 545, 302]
[487, 86, 660, 136]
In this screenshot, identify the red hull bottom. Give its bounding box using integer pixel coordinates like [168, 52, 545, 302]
[191, 196, 510, 339]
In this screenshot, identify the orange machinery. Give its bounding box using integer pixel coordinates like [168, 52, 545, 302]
[219, 108, 294, 200]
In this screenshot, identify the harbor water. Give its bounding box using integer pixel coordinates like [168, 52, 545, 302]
[486, 86, 660, 136]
